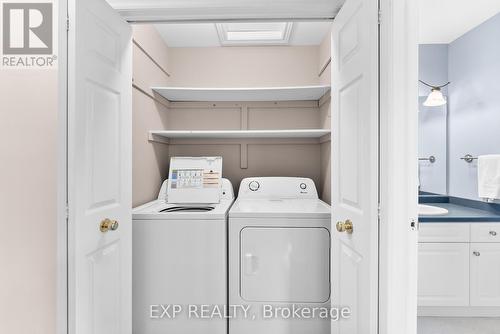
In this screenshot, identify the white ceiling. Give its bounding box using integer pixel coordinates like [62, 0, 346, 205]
[107, 0, 343, 22]
[419, 0, 500, 44]
[154, 22, 332, 47]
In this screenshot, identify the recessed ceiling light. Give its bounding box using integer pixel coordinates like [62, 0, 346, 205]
[216, 22, 293, 46]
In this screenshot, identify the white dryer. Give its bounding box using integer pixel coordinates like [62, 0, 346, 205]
[133, 157, 233, 334]
[229, 177, 331, 334]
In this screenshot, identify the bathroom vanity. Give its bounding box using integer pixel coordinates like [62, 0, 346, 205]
[418, 198, 500, 316]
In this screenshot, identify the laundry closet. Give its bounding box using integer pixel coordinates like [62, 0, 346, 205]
[130, 23, 333, 207]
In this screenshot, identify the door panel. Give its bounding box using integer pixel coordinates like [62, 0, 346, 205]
[470, 243, 500, 306]
[240, 227, 330, 303]
[88, 242, 121, 334]
[331, 0, 379, 332]
[417, 243, 469, 307]
[85, 83, 121, 210]
[68, 0, 132, 333]
[339, 77, 362, 210]
[338, 243, 362, 333]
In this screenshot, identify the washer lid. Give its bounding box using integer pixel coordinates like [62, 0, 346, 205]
[229, 199, 331, 219]
[133, 199, 233, 220]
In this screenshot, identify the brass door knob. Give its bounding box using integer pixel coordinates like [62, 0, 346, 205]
[100, 218, 119, 233]
[336, 219, 353, 234]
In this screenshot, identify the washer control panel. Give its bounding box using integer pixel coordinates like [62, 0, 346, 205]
[238, 177, 318, 199]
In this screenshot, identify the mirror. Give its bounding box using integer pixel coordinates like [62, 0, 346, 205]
[418, 98, 447, 195]
[418, 13, 500, 200]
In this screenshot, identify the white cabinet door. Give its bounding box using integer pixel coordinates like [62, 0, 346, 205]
[470, 243, 500, 306]
[418, 243, 470, 306]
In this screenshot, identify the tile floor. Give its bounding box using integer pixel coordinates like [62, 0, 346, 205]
[418, 317, 500, 334]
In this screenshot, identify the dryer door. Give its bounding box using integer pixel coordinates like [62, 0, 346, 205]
[240, 227, 330, 303]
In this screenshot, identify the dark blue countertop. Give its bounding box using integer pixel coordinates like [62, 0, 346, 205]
[419, 196, 500, 223]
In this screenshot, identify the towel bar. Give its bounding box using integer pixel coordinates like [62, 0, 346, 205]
[461, 154, 478, 163]
[419, 155, 436, 163]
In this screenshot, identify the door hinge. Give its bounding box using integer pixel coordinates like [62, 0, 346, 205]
[65, 205, 69, 220]
[66, 17, 70, 31]
[410, 219, 418, 231]
[378, 9, 382, 25]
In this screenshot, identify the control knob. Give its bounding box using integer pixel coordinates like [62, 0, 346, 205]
[249, 181, 260, 191]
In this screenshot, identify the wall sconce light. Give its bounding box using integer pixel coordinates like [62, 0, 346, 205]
[419, 80, 450, 107]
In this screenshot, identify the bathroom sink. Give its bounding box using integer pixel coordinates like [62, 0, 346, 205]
[418, 204, 449, 216]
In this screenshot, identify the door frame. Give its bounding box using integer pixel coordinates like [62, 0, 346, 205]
[57, 0, 68, 333]
[378, 0, 419, 333]
[56, 0, 419, 333]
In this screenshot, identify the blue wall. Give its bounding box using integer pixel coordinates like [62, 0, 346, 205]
[448, 13, 500, 200]
[419, 44, 448, 97]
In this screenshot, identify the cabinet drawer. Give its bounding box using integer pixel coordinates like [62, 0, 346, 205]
[419, 223, 470, 242]
[471, 223, 500, 243]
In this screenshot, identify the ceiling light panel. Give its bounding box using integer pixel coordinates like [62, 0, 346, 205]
[216, 22, 294, 46]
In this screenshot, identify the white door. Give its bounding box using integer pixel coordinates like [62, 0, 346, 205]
[67, 0, 132, 333]
[330, 0, 379, 332]
[417, 243, 470, 306]
[470, 243, 500, 306]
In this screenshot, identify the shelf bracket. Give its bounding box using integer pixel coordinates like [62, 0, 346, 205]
[240, 104, 249, 130]
[240, 104, 249, 169]
[148, 132, 170, 145]
[240, 143, 248, 169]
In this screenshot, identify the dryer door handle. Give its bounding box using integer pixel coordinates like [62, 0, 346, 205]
[244, 253, 259, 276]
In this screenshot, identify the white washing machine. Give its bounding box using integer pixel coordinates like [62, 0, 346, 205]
[229, 177, 331, 334]
[133, 157, 233, 334]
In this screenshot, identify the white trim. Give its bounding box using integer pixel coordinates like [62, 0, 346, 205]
[57, 1, 68, 334]
[378, 0, 419, 334]
[151, 85, 331, 102]
[149, 129, 331, 139]
[107, 1, 340, 23]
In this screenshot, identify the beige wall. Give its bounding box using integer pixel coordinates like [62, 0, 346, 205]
[143, 28, 333, 203]
[0, 70, 57, 334]
[318, 31, 332, 202]
[319, 29, 332, 85]
[165, 100, 326, 195]
[169, 143, 322, 195]
[319, 95, 332, 203]
[167, 46, 320, 87]
[132, 25, 171, 206]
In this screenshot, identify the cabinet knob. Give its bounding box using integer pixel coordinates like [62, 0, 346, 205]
[473, 251, 481, 256]
[489, 231, 497, 236]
